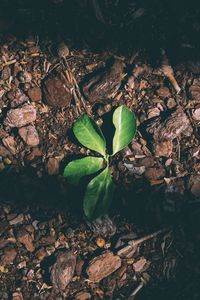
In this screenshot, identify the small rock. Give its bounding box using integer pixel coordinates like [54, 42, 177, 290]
[145, 167, 166, 180]
[42, 68, 72, 108]
[192, 107, 200, 120]
[17, 228, 35, 252]
[18, 125, 39, 147]
[9, 213, 24, 225]
[2, 136, 17, 155]
[156, 86, 171, 98]
[154, 140, 173, 157]
[46, 157, 60, 175]
[27, 86, 42, 102]
[4, 105, 37, 128]
[57, 42, 69, 58]
[51, 251, 76, 291]
[1, 247, 17, 265]
[86, 251, 121, 282]
[75, 291, 91, 300]
[133, 257, 150, 273]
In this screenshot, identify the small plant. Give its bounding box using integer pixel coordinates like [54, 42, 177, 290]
[63, 106, 137, 220]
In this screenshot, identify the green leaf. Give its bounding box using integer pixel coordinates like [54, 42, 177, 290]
[83, 167, 113, 220]
[63, 156, 104, 185]
[112, 106, 137, 155]
[73, 115, 106, 157]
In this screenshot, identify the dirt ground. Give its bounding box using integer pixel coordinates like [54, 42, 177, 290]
[0, 1, 200, 300]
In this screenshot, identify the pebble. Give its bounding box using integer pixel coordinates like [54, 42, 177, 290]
[192, 107, 200, 120]
[86, 251, 121, 282]
[156, 86, 171, 98]
[27, 86, 42, 102]
[4, 105, 37, 128]
[17, 228, 35, 252]
[42, 68, 72, 108]
[154, 140, 173, 157]
[50, 251, 76, 291]
[18, 125, 40, 147]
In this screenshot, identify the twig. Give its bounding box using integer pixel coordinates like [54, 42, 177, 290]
[161, 49, 181, 94]
[128, 228, 169, 247]
[128, 279, 145, 299]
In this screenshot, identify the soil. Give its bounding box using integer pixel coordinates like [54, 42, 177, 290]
[0, 1, 200, 300]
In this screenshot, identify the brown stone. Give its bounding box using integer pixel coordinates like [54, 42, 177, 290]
[18, 125, 39, 147]
[4, 105, 37, 128]
[27, 86, 42, 102]
[86, 251, 121, 282]
[42, 68, 72, 108]
[17, 228, 35, 252]
[154, 140, 173, 157]
[51, 251, 76, 291]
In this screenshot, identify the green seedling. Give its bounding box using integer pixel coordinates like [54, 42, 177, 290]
[63, 106, 137, 220]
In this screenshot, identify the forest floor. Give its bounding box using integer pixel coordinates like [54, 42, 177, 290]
[0, 1, 200, 299]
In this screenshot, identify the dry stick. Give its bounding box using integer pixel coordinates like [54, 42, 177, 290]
[161, 49, 181, 94]
[128, 228, 169, 248]
[128, 279, 145, 299]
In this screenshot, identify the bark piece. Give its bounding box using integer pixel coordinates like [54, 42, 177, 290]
[145, 167, 166, 180]
[146, 107, 192, 141]
[2, 136, 17, 155]
[18, 125, 39, 147]
[82, 59, 124, 103]
[154, 140, 173, 157]
[133, 257, 150, 273]
[192, 107, 200, 120]
[4, 105, 37, 128]
[51, 251, 76, 291]
[42, 68, 72, 108]
[17, 228, 35, 252]
[75, 291, 91, 300]
[86, 251, 121, 282]
[156, 86, 171, 98]
[0, 247, 17, 265]
[27, 86, 42, 102]
[46, 157, 60, 175]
